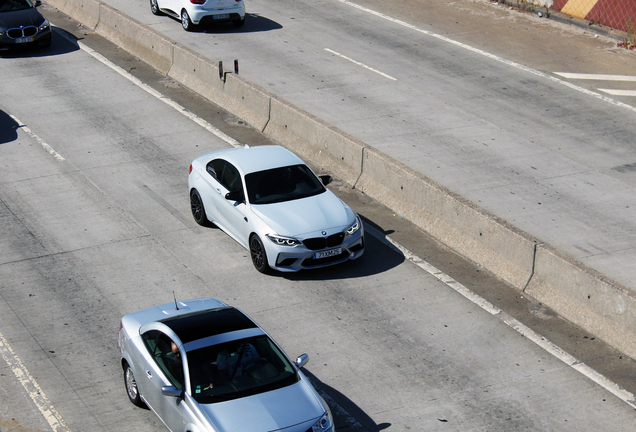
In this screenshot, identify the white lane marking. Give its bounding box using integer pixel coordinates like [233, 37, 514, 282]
[555, 72, 636, 81]
[336, 0, 636, 114]
[324, 48, 397, 81]
[0, 331, 70, 431]
[365, 224, 636, 409]
[56, 31, 242, 149]
[11, 115, 65, 162]
[599, 89, 636, 96]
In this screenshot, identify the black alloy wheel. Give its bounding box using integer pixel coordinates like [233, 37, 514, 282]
[250, 235, 270, 274]
[190, 189, 209, 226]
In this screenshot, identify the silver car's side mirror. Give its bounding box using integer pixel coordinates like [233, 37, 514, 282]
[161, 386, 183, 398]
[295, 353, 309, 369]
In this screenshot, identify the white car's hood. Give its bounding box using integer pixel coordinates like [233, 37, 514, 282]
[200, 380, 324, 432]
[251, 191, 354, 237]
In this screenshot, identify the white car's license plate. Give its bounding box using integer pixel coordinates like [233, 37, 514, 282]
[213, 14, 229, 19]
[314, 248, 342, 259]
[15, 37, 34, 44]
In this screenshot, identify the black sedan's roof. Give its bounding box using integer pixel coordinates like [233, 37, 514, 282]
[161, 307, 258, 344]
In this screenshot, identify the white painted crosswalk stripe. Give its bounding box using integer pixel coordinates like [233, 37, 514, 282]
[598, 89, 636, 96]
[555, 72, 636, 81]
[554, 73, 636, 97]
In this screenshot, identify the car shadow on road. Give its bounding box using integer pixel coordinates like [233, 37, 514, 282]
[0, 27, 79, 59]
[281, 218, 405, 281]
[0, 110, 19, 144]
[302, 368, 391, 432]
[190, 13, 282, 34]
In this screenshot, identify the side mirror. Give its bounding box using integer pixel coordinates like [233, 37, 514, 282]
[35, 0, 42, 6]
[225, 190, 244, 203]
[319, 175, 332, 186]
[161, 386, 183, 398]
[295, 353, 309, 369]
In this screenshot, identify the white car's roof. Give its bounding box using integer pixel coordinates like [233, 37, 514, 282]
[208, 145, 306, 174]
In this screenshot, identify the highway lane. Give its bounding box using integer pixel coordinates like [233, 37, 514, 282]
[91, 0, 636, 296]
[1, 18, 636, 432]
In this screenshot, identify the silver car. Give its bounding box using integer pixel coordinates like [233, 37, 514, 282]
[188, 145, 364, 273]
[119, 298, 334, 432]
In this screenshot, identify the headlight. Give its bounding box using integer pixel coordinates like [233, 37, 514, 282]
[38, 20, 50, 32]
[265, 234, 302, 247]
[345, 216, 361, 235]
[311, 410, 333, 431]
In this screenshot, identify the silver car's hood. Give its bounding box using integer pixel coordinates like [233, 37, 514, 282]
[199, 380, 324, 432]
[251, 191, 354, 237]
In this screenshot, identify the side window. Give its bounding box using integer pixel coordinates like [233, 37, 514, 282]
[207, 159, 224, 180]
[142, 331, 184, 390]
[220, 162, 243, 193]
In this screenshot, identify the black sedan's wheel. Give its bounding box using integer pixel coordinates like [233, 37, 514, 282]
[124, 364, 144, 407]
[150, 0, 163, 15]
[181, 9, 195, 31]
[190, 189, 209, 226]
[250, 235, 270, 274]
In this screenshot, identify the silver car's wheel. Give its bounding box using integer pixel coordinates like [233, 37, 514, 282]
[124, 364, 144, 407]
[250, 235, 270, 274]
[190, 189, 210, 226]
[149, 0, 163, 15]
[181, 9, 195, 31]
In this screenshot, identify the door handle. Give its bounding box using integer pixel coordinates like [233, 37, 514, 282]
[146, 370, 152, 379]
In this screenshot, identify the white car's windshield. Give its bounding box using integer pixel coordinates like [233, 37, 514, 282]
[187, 335, 298, 403]
[245, 164, 326, 204]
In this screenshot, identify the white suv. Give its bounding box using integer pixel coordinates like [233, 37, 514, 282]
[150, 0, 246, 31]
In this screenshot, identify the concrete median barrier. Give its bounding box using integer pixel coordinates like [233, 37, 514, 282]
[95, 5, 174, 74]
[354, 147, 537, 290]
[526, 246, 636, 359]
[46, 0, 100, 30]
[43, 0, 636, 361]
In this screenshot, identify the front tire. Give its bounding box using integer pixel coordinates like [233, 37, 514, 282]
[124, 364, 144, 407]
[190, 189, 210, 226]
[181, 9, 195, 31]
[150, 0, 163, 15]
[250, 235, 270, 274]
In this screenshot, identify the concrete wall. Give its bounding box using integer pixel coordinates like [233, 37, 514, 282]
[43, 0, 636, 360]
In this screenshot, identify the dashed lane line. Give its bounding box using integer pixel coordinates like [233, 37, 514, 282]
[324, 48, 397, 81]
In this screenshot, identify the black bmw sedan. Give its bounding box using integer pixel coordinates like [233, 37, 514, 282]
[0, 0, 51, 50]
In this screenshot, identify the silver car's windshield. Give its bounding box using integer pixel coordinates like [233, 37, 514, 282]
[187, 335, 299, 403]
[245, 164, 326, 204]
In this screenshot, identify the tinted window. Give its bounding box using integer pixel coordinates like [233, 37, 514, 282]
[245, 164, 326, 204]
[207, 159, 243, 193]
[187, 335, 298, 403]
